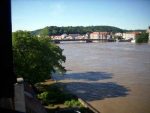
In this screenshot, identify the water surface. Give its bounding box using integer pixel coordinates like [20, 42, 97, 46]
[54, 42, 150, 113]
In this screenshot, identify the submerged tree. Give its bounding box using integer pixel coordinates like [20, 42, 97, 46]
[12, 31, 66, 84]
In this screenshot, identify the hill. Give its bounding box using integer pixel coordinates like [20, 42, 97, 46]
[31, 26, 145, 36]
[31, 26, 123, 36]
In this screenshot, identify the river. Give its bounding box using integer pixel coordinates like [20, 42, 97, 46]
[54, 42, 150, 113]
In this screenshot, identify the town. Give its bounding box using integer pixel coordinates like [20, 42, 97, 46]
[37, 26, 150, 43]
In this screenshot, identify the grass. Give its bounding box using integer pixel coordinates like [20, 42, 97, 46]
[35, 79, 94, 113]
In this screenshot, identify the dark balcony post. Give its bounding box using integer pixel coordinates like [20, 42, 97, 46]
[0, 0, 16, 102]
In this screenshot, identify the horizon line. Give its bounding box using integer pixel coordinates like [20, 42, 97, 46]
[12, 25, 149, 32]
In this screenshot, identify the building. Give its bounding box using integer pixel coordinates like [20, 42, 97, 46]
[61, 33, 67, 39]
[84, 33, 90, 39]
[75, 35, 85, 39]
[90, 32, 99, 39]
[146, 26, 150, 42]
[65, 35, 73, 39]
[90, 32, 110, 39]
[115, 32, 123, 37]
[50, 35, 62, 40]
[99, 32, 109, 39]
[68, 34, 80, 39]
[123, 32, 141, 40]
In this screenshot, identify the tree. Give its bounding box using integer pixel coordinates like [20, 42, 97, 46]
[32, 26, 124, 35]
[12, 31, 66, 84]
[136, 32, 149, 43]
[39, 27, 49, 36]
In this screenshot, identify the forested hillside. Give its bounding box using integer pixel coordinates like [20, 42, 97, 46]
[31, 26, 123, 36]
[31, 26, 145, 36]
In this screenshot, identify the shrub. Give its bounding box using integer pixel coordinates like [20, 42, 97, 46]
[37, 91, 49, 105]
[136, 32, 149, 43]
[37, 90, 74, 105]
[64, 99, 82, 107]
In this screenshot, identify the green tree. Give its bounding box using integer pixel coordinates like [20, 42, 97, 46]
[32, 26, 124, 35]
[39, 27, 49, 36]
[136, 32, 149, 43]
[12, 31, 66, 84]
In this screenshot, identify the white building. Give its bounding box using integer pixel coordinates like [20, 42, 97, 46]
[90, 32, 99, 39]
[123, 32, 141, 40]
[51, 35, 62, 40]
[146, 26, 150, 42]
[61, 34, 67, 39]
[70, 34, 80, 39]
[84, 33, 89, 39]
[115, 32, 123, 37]
[75, 35, 84, 39]
[65, 36, 73, 39]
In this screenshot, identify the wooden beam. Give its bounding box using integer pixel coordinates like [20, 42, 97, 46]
[0, 0, 16, 98]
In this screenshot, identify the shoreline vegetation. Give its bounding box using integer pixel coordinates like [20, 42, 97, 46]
[35, 79, 94, 113]
[135, 32, 149, 43]
[12, 30, 96, 113]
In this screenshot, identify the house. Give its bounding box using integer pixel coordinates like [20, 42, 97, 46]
[50, 35, 62, 40]
[65, 35, 73, 39]
[115, 32, 123, 37]
[90, 32, 99, 39]
[99, 32, 109, 39]
[69, 34, 80, 39]
[90, 32, 110, 39]
[84, 33, 90, 39]
[123, 32, 141, 40]
[75, 35, 85, 39]
[61, 33, 68, 39]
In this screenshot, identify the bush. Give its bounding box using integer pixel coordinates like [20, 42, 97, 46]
[64, 99, 82, 107]
[37, 91, 50, 105]
[37, 89, 74, 105]
[136, 32, 149, 43]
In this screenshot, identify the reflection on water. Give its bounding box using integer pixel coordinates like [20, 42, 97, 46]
[53, 42, 150, 113]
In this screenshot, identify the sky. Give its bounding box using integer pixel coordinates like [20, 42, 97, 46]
[11, 0, 150, 32]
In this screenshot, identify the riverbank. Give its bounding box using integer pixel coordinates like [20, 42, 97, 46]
[36, 79, 94, 113]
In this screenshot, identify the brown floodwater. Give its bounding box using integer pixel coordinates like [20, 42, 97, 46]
[54, 42, 150, 113]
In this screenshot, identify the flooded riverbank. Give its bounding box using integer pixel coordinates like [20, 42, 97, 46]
[54, 42, 150, 113]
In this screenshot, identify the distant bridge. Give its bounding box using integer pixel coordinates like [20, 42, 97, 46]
[52, 38, 115, 43]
